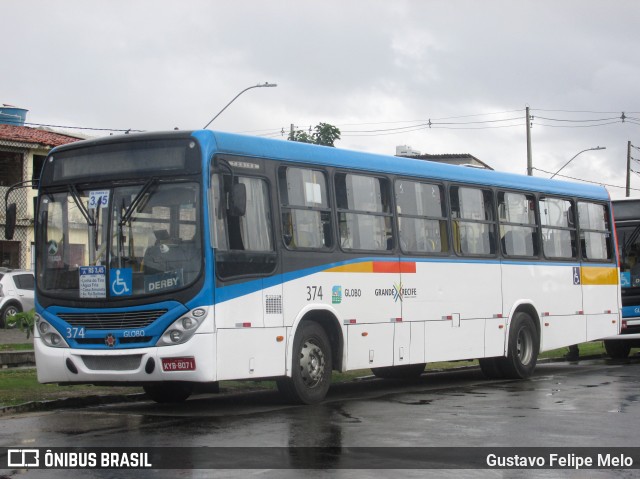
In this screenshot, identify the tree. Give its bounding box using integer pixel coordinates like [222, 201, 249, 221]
[288, 122, 341, 147]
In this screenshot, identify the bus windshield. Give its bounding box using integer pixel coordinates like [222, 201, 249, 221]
[618, 222, 640, 289]
[37, 181, 201, 299]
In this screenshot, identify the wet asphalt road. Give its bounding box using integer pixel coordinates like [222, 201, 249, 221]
[2, 358, 640, 478]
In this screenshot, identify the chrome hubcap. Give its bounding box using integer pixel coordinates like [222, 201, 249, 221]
[517, 327, 533, 365]
[299, 339, 325, 388]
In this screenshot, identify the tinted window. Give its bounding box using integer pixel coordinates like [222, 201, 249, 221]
[335, 173, 393, 251]
[14, 274, 34, 290]
[540, 197, 576, 259]
[578, 202, 612, 261]
[450, 186, 496, 256]
[498, 192, 538, 257]
[395, 180, 448, 254]
[279, 167, 332, 250]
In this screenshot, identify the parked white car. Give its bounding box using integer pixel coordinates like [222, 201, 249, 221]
[0, 269, 35, 327]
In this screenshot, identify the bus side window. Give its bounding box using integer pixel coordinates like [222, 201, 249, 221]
[278, 166, 332, 250]
[335, 173, 393, 251]
[540, 197, 576, 259]
[578, 201, 612, 261]
[450, 186, 496, 256]
[395, 179, 448, 254]
[213, 173, 276, 279]
[219, 175, 273, 252]
[498, 191, 538, 258]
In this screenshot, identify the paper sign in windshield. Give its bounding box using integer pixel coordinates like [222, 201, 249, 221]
[89, 190, 110, 209]
[79, 266, 106, 298]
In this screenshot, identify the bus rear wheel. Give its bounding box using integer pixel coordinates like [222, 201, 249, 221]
[371, 363, 426, 379]
[604, 340, 631, 359]
[499, 311, 539, 379]
[143, 382, 193, 403]
[277, 321, 332, 405]
[478, 358, 505, 379]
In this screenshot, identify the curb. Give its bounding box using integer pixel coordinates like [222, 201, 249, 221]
[0, 392, 148, 416]
[0, 350, 35, 368]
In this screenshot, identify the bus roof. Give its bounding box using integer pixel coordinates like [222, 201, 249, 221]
[612, 198, 640, 221]
[50, 129, 610, 201]
[196, 130, 610, 201]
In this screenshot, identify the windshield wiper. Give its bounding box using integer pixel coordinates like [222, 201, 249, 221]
[119, 178, 158, 226]
[69, 184, 94, 226]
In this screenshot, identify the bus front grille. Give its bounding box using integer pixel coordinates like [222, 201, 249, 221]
[57, 310, 168, 329]
[80, 355, 143, 371]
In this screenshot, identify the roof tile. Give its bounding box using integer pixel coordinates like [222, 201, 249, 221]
[0, 124, 81, 148]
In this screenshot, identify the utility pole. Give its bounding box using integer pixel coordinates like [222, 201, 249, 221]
[526, 106, 533, 176]
[627, 140, 632, 198]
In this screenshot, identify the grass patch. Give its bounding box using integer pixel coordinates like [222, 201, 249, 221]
[539, 341, 606, 360]
[0, 343, 33, 351]
[0, 369, 142, 408]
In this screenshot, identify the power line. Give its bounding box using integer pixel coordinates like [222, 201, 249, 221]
[531, 167, 640, 191]
[534, 115, 620, 123]
[533, 120, 622, 129]
[532, 108, 640, 114]
[14, 121, 144, 133]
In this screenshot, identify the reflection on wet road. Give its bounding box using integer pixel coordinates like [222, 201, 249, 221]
[2, 358, 640, 477]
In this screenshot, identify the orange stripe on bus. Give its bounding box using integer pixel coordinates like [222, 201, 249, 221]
[326, 261, 416, 274]
[581, 266, 619, 285]
[326, 262, 374, 273]
[372, 261, 416, 273]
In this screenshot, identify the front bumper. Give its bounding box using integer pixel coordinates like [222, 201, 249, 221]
[34, 332, 216, 384]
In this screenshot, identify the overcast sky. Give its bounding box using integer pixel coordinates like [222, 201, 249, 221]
[5, 0, 640, 197]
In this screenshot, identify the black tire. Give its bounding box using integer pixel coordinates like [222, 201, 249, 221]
[499, 311, 539, 379]
[371, 363, 426, 379]
[143, 382, 193, 403]
[604, 340, 631, 359]
[277, 321, 332, 405]
[478, 357, 505, 379]
[0, 303, 21, 328]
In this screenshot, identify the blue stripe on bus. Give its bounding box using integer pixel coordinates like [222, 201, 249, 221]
[213, 257, 599, 304]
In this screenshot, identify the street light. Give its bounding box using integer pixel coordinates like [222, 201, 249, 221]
[203, 82, 277, 129]
[550, 146, 606, 179]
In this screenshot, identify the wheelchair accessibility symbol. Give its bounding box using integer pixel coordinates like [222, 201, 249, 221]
[110, 268, 132, 296]
[573, 266, 581, 285]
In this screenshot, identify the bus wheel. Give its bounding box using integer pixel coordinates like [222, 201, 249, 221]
[604, 340, 631, 359]
[143, 382, 193, 403]
[277, 321, 332, 405]
[478, 358, 505, 379]
[500, 312, 539, 379]
[371, 363, 426, 379]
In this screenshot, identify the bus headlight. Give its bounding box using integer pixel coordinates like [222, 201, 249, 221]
[156, 308, 206, 346]
[36, 315, 69, 348]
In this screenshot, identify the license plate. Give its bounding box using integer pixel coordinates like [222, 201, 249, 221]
[161, 357, 196, 371]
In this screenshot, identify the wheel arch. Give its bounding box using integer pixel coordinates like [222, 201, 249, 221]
[288, 306, 345, 374]
[506, 301, 541, 354]
[0, 300, 23, 316]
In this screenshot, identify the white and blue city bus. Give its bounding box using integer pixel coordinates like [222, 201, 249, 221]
[603, 198, 640, 358]
[12, 130, 621, 403]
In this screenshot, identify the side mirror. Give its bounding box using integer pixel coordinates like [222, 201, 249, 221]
[5, 203, 16, 240]
[229, 183, 246, 217]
